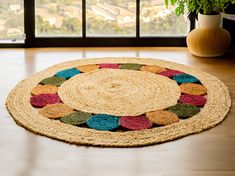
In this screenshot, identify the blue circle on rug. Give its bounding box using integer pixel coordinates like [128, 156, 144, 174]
[173, 74, 199, 83]
[86, 114, 120, 131]
[55, 68, 80, 79]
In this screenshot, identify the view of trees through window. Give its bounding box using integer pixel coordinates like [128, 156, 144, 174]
[86, 0, 136, 37]
[36, 0, 188, 37]
[35, 0, 82, 37]
[0, 0, 189, 42]
[0, 0, 24, 42]
[140, 0, 189, 36]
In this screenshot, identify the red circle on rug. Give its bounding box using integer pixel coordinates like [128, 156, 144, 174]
[179, 94, 207, 106]
[159, 70, 184, 77]
[30, 94, 61, 108]
[99, 63, 120, 69]
[120, 116, 153, 130]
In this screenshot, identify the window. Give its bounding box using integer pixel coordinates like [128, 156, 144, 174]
[0, 0, 195, 47]
[35, 0, 82, 37]
[86, 0, 136, 37]
[0, 0, 24, 43]
[140, 0, 189, 36]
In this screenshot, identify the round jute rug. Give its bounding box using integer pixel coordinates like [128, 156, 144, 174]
[6, 57, 231, 147]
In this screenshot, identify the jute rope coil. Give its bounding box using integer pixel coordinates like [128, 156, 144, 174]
[6, 57, 231, 147]
[59, 69, 180, 116]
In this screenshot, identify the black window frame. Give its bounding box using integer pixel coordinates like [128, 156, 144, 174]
[0, 0, 195, 48]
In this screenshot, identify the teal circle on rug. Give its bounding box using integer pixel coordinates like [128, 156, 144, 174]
[56, 68, 81, 79]
[173, 74, 199, 83]
[86, 114, 120, 131]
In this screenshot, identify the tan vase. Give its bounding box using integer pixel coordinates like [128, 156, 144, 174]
[187, 13, 231, 57]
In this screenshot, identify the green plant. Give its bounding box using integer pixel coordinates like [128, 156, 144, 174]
[165, 0, 235, 16]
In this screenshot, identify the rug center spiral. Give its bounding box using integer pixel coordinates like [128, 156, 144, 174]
[58, 69, 181, 116]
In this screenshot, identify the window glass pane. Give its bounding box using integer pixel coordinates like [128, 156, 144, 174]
[0, 0, 24, 43]
[86, 0, 136, 37]
[35, 0, 82, 37]
[140, 0, 189, 36]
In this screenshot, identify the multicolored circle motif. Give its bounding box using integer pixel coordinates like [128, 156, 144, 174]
[87, 114, 120, 131]
[120, 116, 153, 130]
[30, 94, 61, 108]
[60, 111, 92, 125]
[30, 63, 208, 131]
[55, 68, 81, 79]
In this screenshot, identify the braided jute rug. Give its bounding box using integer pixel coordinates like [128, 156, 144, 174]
[6, 57, 231, 147]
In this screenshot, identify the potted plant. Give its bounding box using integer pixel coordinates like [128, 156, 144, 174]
[165, 0, 235, 57]
[222, 2, 235, 47]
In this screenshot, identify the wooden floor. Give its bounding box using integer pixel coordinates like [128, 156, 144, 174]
[0, 47, 235, 176]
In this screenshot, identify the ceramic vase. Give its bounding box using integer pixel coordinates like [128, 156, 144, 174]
[187, 13, 231, 57]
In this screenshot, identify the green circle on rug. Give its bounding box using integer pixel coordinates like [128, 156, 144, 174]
[120, 63, 142, 70]
[60, 111, 92, 125]
[168, 103, 200, 118]
[40, 76, 66, 86]
[6, 57, 231, 147]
